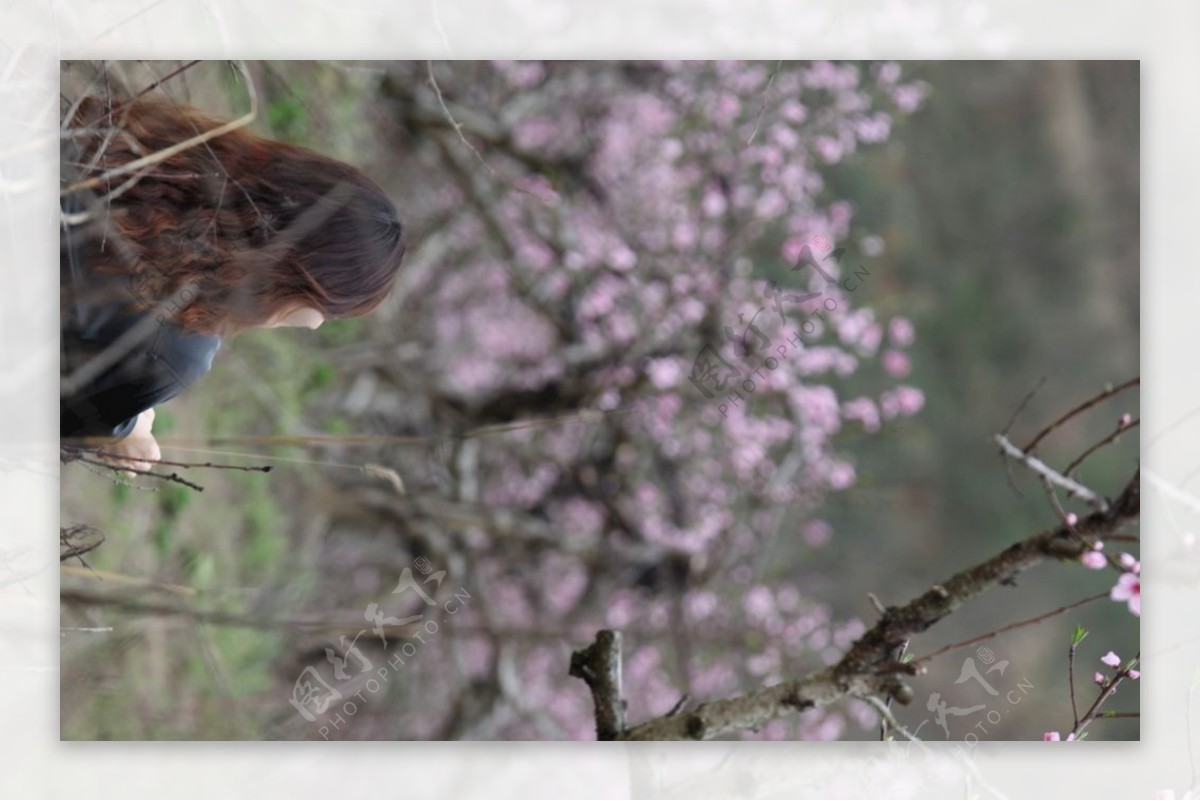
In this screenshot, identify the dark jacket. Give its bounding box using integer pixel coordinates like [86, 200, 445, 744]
[60, 201, 222, 441]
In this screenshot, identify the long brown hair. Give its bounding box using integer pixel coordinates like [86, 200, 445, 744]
[62, 94, 406, 337]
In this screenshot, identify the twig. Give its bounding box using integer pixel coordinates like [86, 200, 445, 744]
[60, 587, 423, 639]
[862, 694, 927, 747]
[1002, 375, 1049, 436]
[61, 61, 258, 196]
[1069, 653, 1139, 740]
[1000, 376, 1049, 500]
[63, 444, 273, 473]
[109, 60, 202, 117]
[911, 591, 1109, 665]
[1021, 377, 1139, 454]
[745, 60, 783, 145]
[666, 694, 690, 717]
[426, 61, 494, 178]
[1069, 639, 1082, 729]
[1040, 478, 1126, 572]
[994, 434, 1109, 512]
[70, 453, 206, 491]
[60, 564, 197, 597]
[1064, 418, 1139, 477]
[60, 524, 105, 564]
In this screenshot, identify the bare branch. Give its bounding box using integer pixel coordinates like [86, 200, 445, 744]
[61, 587, 422, 639]
[1064, 417, 1139, 477]
[569, 630, 627, 740]
[1021, 377, 1139, 454]
[994, 434, 1109, 512]
[60, 524, 105, 563]
[67, 451, 207, 492]
[911, 591, 1109, 665]
[61, 60, 258, 197]
[63, 444, 273, 473]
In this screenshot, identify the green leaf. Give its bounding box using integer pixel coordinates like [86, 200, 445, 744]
[1071, 625, 1088, 646]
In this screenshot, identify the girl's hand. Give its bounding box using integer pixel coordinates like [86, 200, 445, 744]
[99, 408, 162, 477]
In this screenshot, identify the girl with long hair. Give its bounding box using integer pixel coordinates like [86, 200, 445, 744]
[61, 92, 406, 474]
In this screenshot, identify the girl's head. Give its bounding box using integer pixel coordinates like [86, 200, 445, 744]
[63, 95, 406, 337]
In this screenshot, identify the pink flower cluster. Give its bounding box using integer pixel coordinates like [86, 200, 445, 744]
[392, 61, 929, 739]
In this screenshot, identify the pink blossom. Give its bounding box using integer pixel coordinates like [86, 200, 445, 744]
[394, 62, 932, 739]
[781, 235, 809, 264]
[803, 519, 833, 547]
[842, 397, 881, 433]
[684, 589, 718, 622]
[1101, 651, 1122, 668]
[895, 386, 925, 415]
[1128, 669, 1141, 680]
[1093, 672, 1106, 685]
[888, 316, 916, 346]
[813, 135, 843, 163]
[713, 93, 741, 127]
[742, 585, 776, 622]
[645, 357, 682, 390]
[1080, 550, 1107, 570]
[780, 100, 807, 124]
[702, 186, 727, 217]
[770, 125, 800, 151]
[1043, 732, 1061, 741]
[880, 386, 925, 419]
[608, 244, 637, 271]
[1111, 572, 1141, 616]
[827, 461, 856, 490]
[892, 83, 928, 114]
[1119, 413, 1132, 427]
[1065, 513, 1078, 526]
[858, 321, 883, 354]
[882, 349, 911, 377]
[1119, 552, 1141, 573]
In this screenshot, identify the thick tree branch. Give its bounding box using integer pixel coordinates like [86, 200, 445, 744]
[574, 469, 1139, 740]
[568, 629, 627, 740]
